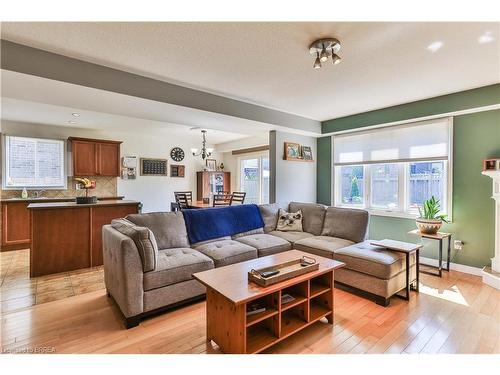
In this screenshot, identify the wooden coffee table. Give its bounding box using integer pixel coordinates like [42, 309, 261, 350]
[192, 250, 345, 354]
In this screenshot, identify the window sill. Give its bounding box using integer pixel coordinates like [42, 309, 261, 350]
[368, 210, 418, 220]
[334, 205, 418, 220]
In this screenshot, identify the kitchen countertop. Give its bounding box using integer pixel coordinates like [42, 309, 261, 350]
[27, 199, 141, 209]
[1, 196, 125, 203]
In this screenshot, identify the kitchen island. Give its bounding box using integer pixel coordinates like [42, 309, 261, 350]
[28, 200, 141, 277]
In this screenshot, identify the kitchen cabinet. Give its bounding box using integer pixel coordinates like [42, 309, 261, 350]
[69, 137, 122, 176]
[29, 200, 140, 276]
[196, 171, 231, 201]
[0, 197, 125, 252]
[1, 202, 31, 250]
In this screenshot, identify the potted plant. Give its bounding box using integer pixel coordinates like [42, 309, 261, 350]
[416, 196, 449, 234]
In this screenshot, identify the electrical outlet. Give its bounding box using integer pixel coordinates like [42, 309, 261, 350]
[454, 240, 463, 251]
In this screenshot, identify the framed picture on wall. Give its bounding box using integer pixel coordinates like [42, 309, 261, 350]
[301, 146, 313, 161]
[284, 142, 301, 161]
[206, 159, 217, 171]
[170, 164, 185, 177]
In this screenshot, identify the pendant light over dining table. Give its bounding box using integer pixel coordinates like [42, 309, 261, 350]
[191, 129, 214, 160]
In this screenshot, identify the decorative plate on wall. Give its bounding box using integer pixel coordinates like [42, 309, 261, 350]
[170, 147, 185, 162]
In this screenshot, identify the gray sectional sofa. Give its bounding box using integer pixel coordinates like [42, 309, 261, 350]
[102, 202, 417, 328]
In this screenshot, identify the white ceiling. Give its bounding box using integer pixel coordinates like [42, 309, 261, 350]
[0, 97, 250, 144]
[1, 22, 499, 121]
[1, 70, 299, 144]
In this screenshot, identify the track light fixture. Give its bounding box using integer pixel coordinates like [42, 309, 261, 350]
[313, 52, 322, 69]
[319, 45, 328, 62]
[309, 38, 342, 69]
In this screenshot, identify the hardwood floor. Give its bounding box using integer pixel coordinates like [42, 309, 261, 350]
[1, 266, 499, 354]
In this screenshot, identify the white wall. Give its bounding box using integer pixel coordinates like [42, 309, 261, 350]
[1, 120, 221, 212]
[270, 130, 317, 204]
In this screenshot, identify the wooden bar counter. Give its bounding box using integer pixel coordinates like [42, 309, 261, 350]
[28, 200, 140, 277]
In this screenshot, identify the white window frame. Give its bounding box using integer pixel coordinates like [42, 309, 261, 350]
[236, 150, 270, 205]
[332, 119, 453, 220]
[2, 134, 68, 190]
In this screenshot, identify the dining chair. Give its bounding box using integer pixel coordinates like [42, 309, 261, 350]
[174, 191, 193, 204]
[174, 192, 191, 210]
[231, 192, 246, 205]
[213, 193, 233, 207]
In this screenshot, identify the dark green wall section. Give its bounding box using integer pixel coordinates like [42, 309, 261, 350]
[317, 84, 500, 268]
[322, 83, 500, 133]
[316, 137, 332, 205]
[367, 110, 499, 268]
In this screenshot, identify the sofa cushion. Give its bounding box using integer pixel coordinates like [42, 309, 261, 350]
[194, 240, 258, 268]
[232, 227, 265, 239]
[192, 236, 231, 247]
[294, 236, 354, 259]
[126, 211, 189, 249]
[268, 230, 314, 245]
[143, 248, 214, 291]
[259, 203, 288, 233]
[321, 207, 369, 243]
[289, 202, 326, 236]
[110, 218, 158, 272]
[333, 241, 416, 279]
[235, 233, 292, 257]
[276, 208, 303, 232]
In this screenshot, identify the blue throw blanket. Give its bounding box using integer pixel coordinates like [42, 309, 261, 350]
[182, 204, 264, 244]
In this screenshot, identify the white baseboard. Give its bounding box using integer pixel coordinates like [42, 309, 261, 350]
[419, 256, 483, 276]
[482, 267, 500, 290]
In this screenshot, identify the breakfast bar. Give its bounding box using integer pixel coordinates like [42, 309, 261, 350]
[28, 200, 141, 277]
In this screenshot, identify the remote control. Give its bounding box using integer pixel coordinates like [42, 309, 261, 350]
[260, 270, 280, 278]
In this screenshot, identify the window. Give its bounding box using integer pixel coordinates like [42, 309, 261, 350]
[333, 118, 452, 218]
[370, 163, 399, 210]
[238, 152, 269, 204]
[339, 165, 364, 206]
[3, 135, 66, 189]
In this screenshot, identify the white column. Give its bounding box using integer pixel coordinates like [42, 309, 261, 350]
[482, 171, 500, 289]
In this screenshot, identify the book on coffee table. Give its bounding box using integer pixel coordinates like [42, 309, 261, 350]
[281, 293, 295, 304]
[246, 301, 266, 316]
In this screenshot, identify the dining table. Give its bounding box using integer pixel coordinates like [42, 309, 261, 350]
[170, 200, 213, 211]
[188, 200, 212, 209]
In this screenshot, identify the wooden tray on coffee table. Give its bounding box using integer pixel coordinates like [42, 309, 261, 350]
[248, 257, 319, 287]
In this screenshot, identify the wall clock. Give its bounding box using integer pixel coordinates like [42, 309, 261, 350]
[170, 147, 185, 162]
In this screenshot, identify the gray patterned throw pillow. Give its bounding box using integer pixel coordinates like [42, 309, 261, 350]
[276, 208, 303, 232]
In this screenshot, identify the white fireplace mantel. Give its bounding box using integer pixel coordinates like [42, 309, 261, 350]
[481, 170, 500, 289]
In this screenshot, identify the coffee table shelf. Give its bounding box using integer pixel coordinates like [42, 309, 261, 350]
[246, 324, 277, 354]
[281, 313, 307, 338]
[193, 250, 345, 354]
[245, 274, 335, 353]
[281, 293, 308, 312]
[310, 301, 331, 321]
[310, 283, 331, 298]
[246, 308, 279, 327]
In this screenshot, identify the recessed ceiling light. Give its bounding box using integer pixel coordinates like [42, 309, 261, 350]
[427, 41, 444, 53]
[478, 31, 495, 44]
[67, 120, 76, 124]
[72, 113, 80, 117]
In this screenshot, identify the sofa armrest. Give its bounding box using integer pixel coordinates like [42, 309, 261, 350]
[102, 225, 144, 318]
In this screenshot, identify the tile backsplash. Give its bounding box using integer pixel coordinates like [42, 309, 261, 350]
[1, 176, 118, 199]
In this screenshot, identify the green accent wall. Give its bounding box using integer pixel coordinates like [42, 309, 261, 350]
[317, 85, 500, 268]
[322, 83, 500, 133]
[317, 136, 332, 205]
